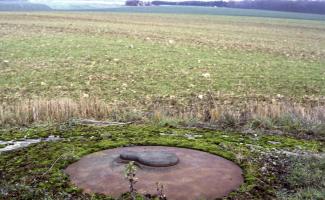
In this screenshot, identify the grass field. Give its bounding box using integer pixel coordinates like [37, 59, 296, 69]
[0, 10, 325, 200]
[0, 12, 324, 129]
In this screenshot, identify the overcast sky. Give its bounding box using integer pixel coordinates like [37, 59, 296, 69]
[28, 0, 243, 8]
[29, 0, 325, 3]
[28, 0, 325, 9]
[29, 0, 242, 5]
[29, 0, 123, 5]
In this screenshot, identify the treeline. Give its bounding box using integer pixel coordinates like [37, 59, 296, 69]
[229, 0, 325, 15]
[151, 1, 227, 7]
[0, 0, 52, 11]
[150, 0, 325, 15]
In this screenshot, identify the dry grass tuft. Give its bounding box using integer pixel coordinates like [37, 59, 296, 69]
[0, 98, 113, 126]
[1, 96, 324, 134]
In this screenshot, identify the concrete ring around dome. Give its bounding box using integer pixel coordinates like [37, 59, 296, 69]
[65, 146, 244, 200]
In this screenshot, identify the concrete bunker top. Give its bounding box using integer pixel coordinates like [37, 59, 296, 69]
[65, 146, 244, 200]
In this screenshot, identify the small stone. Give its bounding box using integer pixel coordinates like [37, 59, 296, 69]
[261, 166, 267, 172]
[202, 73, 210, 78]
[276, 94, 284, 98]
[268, 141, 281, 145]
[185, 134, 195, 140]
[168, 39, 175, 44]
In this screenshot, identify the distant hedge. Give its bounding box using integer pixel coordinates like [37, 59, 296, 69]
[150, 0, 325, 15]
[229, 0, 325, 15]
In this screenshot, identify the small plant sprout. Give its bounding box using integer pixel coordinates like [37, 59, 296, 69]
[156, 182, 167, 200]
[124, 161, 138, 200]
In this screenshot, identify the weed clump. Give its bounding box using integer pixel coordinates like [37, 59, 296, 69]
[277, 156, 325, 200]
